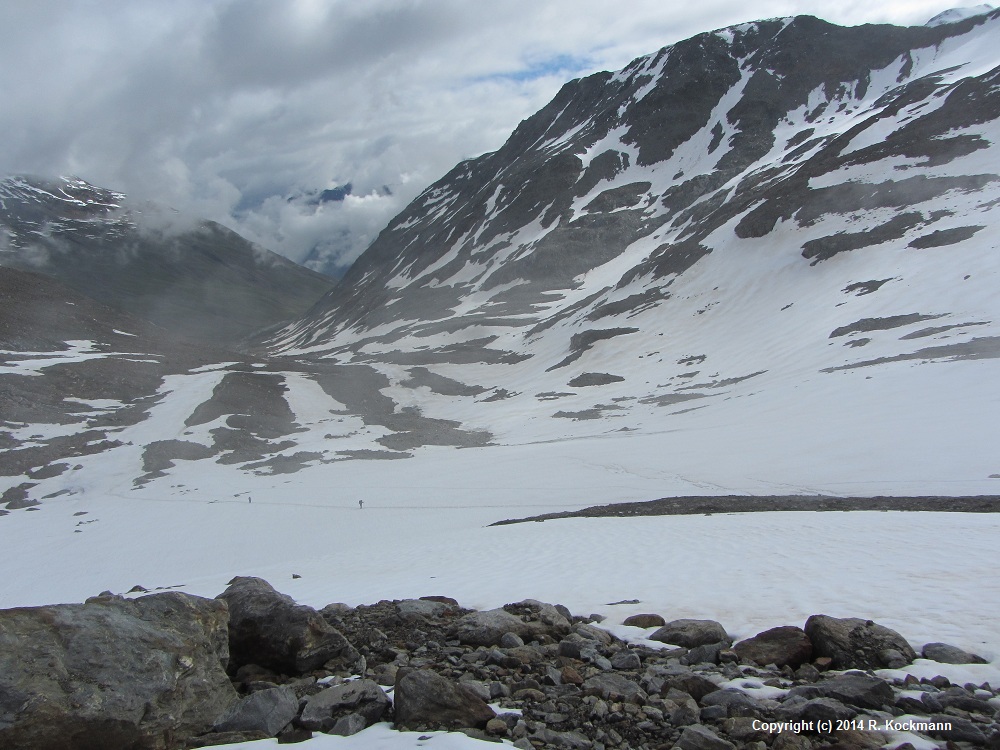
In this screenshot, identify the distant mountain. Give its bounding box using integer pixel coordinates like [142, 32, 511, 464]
[0, 175, 335, 344]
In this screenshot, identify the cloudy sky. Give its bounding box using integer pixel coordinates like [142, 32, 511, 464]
[0, 0, 968, 275]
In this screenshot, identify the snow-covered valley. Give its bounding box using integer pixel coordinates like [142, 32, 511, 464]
[2, 8, 1000, 749]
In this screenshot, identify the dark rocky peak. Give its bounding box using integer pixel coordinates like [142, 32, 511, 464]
[0, 174, 132, 245]
[271, 10, 1000, 360]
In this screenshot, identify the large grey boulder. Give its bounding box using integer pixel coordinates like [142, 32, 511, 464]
[921, 642, 988, 664]
[299, 679, 390, 733]
[650, 619, 730, 648]
[733, 626, 813, 669]
[451, 608, 537, 646]
[393, 669, 496, 730]
[218, 577, 362, 675]
[787, 673, 894, 710]
[804, 615, 916, 670]
[0, 592, 238, 750]
[212, 685, 298, 736]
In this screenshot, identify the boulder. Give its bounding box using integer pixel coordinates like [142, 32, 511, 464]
[329, 713, 367, 737]
[217, 577, 363, 675]
[665, 688, 701, 725]
[734, 626, 813, 669]
[0, 592, 238, 750]
[700, 688, 766, 717]
[804, 615, 916, 670]
[393, 669, 496, 730]
[623, 613, 666, 628]
[677, 724, 737, 750]
[650, 619, 730, 648]
[926, 714, 988, 744]
[684, 641, 727, 665]
[581, 673, 647, 703]
[451, 608, 536, 646]
[921, 642, 988, 664]
[212, 685, 298, 736]
[658, 671, 720, 702]
[299, 679, 389, 732]
[572, 622, 614, 645]
[501, 600, 573, 641]
[811, 673, 894, 710]
[610, 649, 641, 670]
[396, 599, 455, 619]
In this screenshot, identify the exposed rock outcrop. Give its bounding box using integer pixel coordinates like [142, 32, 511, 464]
[217, 576, 363, 676]
[0, 592, 237, 750]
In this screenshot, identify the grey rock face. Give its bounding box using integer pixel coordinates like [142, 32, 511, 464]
[734, 625, 813, 669]
[299, 679, 390, 732]
[0, 592, 238, 750]
[921, 642, 988, 664]
[650, 619, 731, 648]
[218, 576, 363, 676]
[393, 669, 496, 730]
[212, 685, 298, 736]
[804, 615, 916, 670]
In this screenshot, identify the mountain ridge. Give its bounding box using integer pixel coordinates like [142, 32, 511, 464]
[0, 174, 336, 345]
[3, 11, 1000, 510]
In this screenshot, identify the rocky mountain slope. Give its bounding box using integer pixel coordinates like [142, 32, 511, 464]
[3, 10, 1000, 507]
[261, 9, 1000, 450]
[0, 175, 335, 344]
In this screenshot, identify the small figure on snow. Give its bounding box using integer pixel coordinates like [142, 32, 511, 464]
[358, 499, 364, 509]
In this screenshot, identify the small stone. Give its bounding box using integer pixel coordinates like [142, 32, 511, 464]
[486, 717, 509, 735]
[561, 666, 584, 685]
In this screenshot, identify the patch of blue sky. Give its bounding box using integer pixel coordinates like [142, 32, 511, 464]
[471, 53, 597, 84]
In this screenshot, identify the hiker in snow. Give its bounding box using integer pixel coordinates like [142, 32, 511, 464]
[358, 499, 364, 509]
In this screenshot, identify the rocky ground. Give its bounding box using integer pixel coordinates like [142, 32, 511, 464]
[489, 496, 1000, 526]
[0, 577, 997, 750]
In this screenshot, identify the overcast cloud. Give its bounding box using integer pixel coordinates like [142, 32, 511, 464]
[0, 0, 962, 275]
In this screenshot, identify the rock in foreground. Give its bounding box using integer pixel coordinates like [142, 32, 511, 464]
[0, 592, 237, 750]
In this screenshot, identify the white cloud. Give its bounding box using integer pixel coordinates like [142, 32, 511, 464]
[0, 0, 973, 274]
